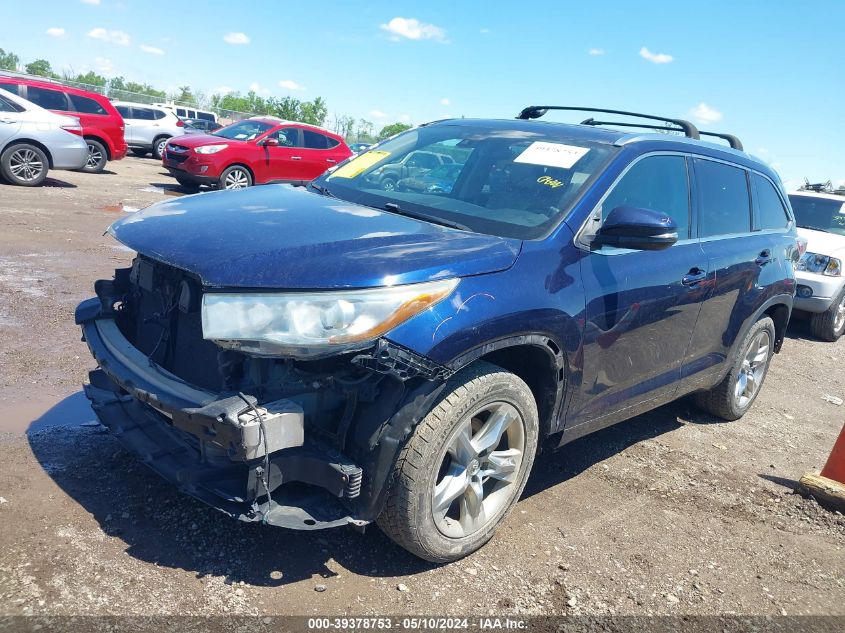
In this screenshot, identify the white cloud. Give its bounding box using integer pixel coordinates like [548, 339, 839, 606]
[588, 48, 605, 56]
[369, 109, 388, 119]
[480, 28, 490, 34]
[81, 0, 101, 4]
[93, 56, 116, 76]
[223, 32, 250, 45]
[639, 46, 673, 64]
[139, 44, 164, 55]
[380, 17, 447, 43]
[87, 27, 131, 46]
[277, 79, 304, 91]
[213, 86, 233, 95]
[249, 81, 270, 95]
[440, 98, 450, 106]
[688, 102, 723, 125]
[46, 27, 66, 37]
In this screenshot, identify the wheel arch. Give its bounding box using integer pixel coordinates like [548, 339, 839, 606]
[2, 138, 54, 168]
[83, 134, 111, 160]
[221, 162, 255, 183]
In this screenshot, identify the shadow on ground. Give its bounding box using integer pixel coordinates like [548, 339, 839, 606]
[26, 392, 695, 586]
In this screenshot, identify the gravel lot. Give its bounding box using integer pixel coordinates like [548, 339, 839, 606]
[0, 158, 843, 618]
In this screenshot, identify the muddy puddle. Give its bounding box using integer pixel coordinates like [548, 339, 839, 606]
[99, 203, 140, 213]
[0, 391, 98, 435]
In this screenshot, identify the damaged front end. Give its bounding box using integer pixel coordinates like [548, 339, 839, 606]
[76, 257, 454, 529]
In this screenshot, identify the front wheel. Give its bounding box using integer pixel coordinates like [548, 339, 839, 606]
[218, 165, 252, 190]
[809, 289, 845, 342]
[380, 176, 397, 191]
[378, 362, 539, 562]
[82, 139, 108, 173]
[694, 316, 775, 421]
[0, 143, 49, 186]
[152, 136, 169, 161]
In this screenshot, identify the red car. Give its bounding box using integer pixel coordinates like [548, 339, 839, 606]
[0, 75, 127, 173]
[162, 117, 352, 190]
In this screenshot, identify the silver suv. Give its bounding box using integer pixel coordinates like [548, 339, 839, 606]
[113, 102, 185, 160]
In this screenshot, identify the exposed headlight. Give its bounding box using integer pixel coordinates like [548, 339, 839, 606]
[194, 144, 229, 155]
[797, 252, 842, 276]
[201, 278, 459, 358]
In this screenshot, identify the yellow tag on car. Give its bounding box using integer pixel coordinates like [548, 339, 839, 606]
[329, 151, 391, 179]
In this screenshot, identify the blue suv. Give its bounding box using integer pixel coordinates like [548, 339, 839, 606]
[76, 106, 800, 562]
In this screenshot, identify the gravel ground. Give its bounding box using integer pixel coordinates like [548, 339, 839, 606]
[0, 158, 843, 618]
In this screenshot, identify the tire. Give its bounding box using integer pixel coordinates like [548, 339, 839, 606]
[218, 165, 252, 190]
[82, 138, 108, 173]
[152, 136, 169, 161]
[175, 177, 200, 193]
[380, 176, 397, 191]
[694, 316, 776, 421]
[809, 288, 845, 342]
[378, 361, 539, 563]
[0, 143, 49, 186]
[130, 148, 149, 158]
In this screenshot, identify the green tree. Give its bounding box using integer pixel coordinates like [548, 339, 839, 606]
[0, 48, 20, 71]
[70, 71, 107, 87]
[24, 59, 58, 79]
[377, 122, 412, 140]
[299, 96, 328, 127]
[355, 119, 375, 143]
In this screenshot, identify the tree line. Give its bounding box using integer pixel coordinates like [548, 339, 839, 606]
[0, 47, 412, 141]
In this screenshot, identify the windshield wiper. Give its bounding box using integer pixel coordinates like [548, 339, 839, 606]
[308, 181, 336, 198]
[798, 224, 833, 234]
[383, 202, 471, 231]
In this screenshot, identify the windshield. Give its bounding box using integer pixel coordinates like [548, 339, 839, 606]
[212, 120, 272, 141]
[317, 123, 616, 239]
[789, 195, 845, 237]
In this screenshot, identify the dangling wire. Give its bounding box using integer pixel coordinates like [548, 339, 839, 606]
[238, 392, 273, 523]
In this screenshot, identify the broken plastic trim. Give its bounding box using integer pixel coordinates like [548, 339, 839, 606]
[352, 339, 453, 382]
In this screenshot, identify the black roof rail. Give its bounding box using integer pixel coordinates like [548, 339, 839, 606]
[698, 131, 743, 151]
[516, 106, 700, 140]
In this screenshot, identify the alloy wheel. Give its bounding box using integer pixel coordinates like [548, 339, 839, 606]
[734, 329, 771, 408]
[224, 169, 249, 189]
[834, 295, 845, 333]
[432, 401, 526, 538]
[86, 143, 103, 169]
[9, 148, 44, 182]
[156, 139, 167, 157]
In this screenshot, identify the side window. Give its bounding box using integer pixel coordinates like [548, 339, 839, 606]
[409, 153, 439, 169]
[153, 109, 166, 120]
[753, 174, 790, 230]
[0, 83, 20, 95]
[132, 108, 156, 120]
[303, 129, 330, 149]
[273, 127, 302, 147]
[696, 159, 751, 237]
[602, 155, 691, 239]
[115, 105, 131, 117]
[176, 108, 187, 117]
[325, 136, 340, 148]
[197, 112, 214, 121]
[27, 86, 69, 111]
[68, 94, 107, 115]
[0, 95, 23, 112]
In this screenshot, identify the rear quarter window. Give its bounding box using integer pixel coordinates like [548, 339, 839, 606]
[753, 174, 790, 230]
[696, 159, 751, 237]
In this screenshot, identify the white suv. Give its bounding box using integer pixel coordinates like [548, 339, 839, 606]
[113, 102, 185, 160]
[788, 188, 845, 341]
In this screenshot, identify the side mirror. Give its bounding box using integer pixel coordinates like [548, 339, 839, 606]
[593, 206, 679, 251]
[259, 137, 279, 147]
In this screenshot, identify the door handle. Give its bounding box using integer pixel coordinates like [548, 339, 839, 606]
[682, 268, 707, 286]
[755, 250, 772, 266]
[0, 118, 13, 124]
[326, 159, 337, 164]
[291, 156, 302, 160]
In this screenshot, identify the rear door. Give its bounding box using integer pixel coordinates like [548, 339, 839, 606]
[0, 92, 23, 146]
[128, 106, 158, 146]
[24, 85, 72, 116]
[299, 129, 345, 179]
[115, 105, 135, 144]
[570, 154, 708, 424]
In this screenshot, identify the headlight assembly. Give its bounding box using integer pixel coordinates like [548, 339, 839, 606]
[194, 144, 229, 155]
[201, 278, 459, 357]
[797, 252, 842, 276]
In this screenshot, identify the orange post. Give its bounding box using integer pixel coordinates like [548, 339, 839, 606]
[820, 423, 845, 484]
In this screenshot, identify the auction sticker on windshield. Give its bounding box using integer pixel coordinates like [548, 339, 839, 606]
[514, 141, 589, 170]
[330, 151, 391, 179]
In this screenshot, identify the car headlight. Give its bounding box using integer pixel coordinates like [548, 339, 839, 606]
[194, 144, 229, 155]
[201, 278, 459, 357]
[797, 252, 842, 276]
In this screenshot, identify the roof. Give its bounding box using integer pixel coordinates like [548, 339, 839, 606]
[789, 190, 845, 202]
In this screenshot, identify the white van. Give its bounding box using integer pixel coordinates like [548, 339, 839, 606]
[153, 103, 218, 123]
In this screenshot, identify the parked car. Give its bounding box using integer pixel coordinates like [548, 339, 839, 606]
[396, 162, 464, 194]
[161, 117, 352, 191]
[77, 107, 800, 563]
[0, 74, 127, 173]
[365, 149, 454, 191]
[349, 142, 372, 153]
[0, 87, 88, 186]
[153, 103, 217, 123]
[182, 118, 222, 134]
[113, 101, 186, 160]
[788, 187, 845, 341]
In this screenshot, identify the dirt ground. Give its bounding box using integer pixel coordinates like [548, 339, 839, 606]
[0, 158, 843, 618]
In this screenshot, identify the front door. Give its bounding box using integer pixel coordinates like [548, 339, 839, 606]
[0, 92, 22, 147]
[260, 126, 306, 182]
[569, 154, 708, 425]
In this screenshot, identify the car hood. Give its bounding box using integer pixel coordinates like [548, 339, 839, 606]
[797, 227, 845, 257]
[109, 185, 522, 289]
[169, 133, 241, 148]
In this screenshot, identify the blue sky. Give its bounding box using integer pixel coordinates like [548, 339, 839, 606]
[1, 0, 843, 188]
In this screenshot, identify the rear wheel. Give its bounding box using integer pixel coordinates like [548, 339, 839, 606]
[219, 165, 252, 190]
[0, 143, 49, 186]
[809, 289, 845, 342]
[152, 136, 169, 161]
[82, 138, 107, 173]
[694, 316, 775, 421]
[378, 362, 539, 562]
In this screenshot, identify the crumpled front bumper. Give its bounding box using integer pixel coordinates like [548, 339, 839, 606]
[75, 294, 366, 530]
